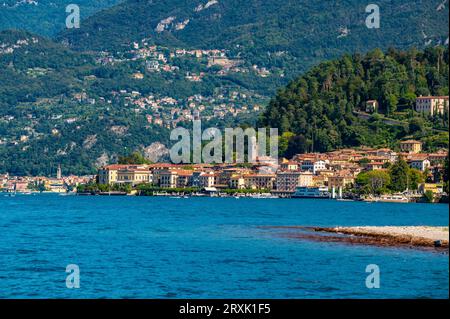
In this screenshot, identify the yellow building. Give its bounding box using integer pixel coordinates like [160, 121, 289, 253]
[328, 175, 355, 188]
[400, 140, 422, 154]
[158, 170, 179, 188]
[243, 174, 276, 190]
[132, 72, 144, 80]
[98, 165, 122, 184]
[279, 161, 299, 171]
[418, 183, 443, 195]
[229, 175, 245, 189]
[117, 169, 152, 185]
[98, 165, 150, 185]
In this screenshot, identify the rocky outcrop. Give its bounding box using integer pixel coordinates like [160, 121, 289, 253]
[142, 142, 170, 163]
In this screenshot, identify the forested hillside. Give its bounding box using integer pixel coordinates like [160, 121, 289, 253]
[0, 30, 94, 105]
[0, 30, 169, 176]
[260, 47, 449, 158]
[0, 0, 121, 36]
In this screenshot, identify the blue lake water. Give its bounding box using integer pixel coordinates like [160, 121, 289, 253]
[0, 195, 448, 298]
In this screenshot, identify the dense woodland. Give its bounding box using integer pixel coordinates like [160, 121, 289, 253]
[0, 0, 120, 36]
[260, 47, 449, 157]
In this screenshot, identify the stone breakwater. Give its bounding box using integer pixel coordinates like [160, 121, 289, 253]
[261, 226, 449, 250]
[310, 226, 449, 249]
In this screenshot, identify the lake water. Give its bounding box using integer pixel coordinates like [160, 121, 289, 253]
[0, 195, 448, 298]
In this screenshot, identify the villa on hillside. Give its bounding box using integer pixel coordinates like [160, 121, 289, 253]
[365, 100, 379, 113]
[415, 96, 449, 116]
[400, 140, 422, 154]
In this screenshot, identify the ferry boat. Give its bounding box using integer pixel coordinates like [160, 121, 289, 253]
[292, 186, 330, 199]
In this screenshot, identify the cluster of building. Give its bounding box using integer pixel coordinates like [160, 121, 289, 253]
[1, 141, 446, 196]
[0, 35, 38, 55]
[97, 141, 448, 196]
[65, 87, 263, 130]
[95, 38, 273, 79]
[80, 89, 261, 129]
[0, 166, 92, 193]
[85, 40, 276, 127]
[130, 91, 262, 128]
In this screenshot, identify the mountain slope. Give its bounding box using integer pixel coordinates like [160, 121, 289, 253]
[0, 30, 169, 176]
[59, 0, 449, 78]
[0, 29, 94, 104]
[0, 0, 121, 36]
[0, 1, 449, 176]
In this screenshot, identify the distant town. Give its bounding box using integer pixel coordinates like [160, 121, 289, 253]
[71, 40, 270, 129]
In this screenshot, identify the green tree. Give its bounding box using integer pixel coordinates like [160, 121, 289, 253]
[389, 157, 410, 192]
[97, 184, 110, 192]
[423, 190, 434, 203]
[408, 169, 424, 190]
[285, 134, 310, 159]
[408, 117, 426, 134]
[387, 94, 398, 114]
[118, 151, 151, 165]
[382, 162, 392, 169]
[401, 92, 417, 110]
[279, 132, 295, 157]
[358, 158, 370, 166]
[356, 170, 391, 195]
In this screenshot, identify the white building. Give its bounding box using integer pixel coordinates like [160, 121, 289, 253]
[301, 160, 328, 174]
[415, 96, 449, 116]
[409, 159, 431, 172]
[365, 100, 379, 113]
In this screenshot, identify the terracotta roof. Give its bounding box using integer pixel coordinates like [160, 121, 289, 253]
[408, 154, 429, 161]
[103, 164, 135, 170]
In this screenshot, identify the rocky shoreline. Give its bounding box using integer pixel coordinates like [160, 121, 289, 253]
[263, 226, 449, 250]
[310, 226, 449, 249]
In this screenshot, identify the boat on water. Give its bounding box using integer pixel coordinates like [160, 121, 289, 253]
[292, 186, 330, 199]
[154, 191, 170, 196]
[364, 194, 410, 203]
[3, 192, 16, 197]
[249, 193, 279, 199]
[98, 191, 128, 196]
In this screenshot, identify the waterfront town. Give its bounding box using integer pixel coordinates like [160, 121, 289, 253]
[1, 95, 449, 201]
[1, 138, 448, 202]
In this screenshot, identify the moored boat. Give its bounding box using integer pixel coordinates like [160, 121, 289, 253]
[292, 186, 330, 199]
[363, 194, 410, 203]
